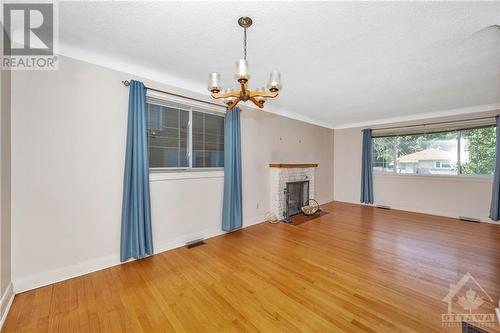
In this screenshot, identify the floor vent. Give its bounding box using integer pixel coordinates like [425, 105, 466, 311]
[459, 216, 481, 223]
[376, 205, 391, 210]
[185, 238, 206, 249]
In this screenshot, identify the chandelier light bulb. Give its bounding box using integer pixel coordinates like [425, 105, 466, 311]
[208, 73, 221, 93]
[224, 88, 236, 104]
[267, 70, 282, 92]
[235, 59, 250, 81]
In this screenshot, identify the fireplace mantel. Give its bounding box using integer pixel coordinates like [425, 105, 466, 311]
[269, 163, 318, 168]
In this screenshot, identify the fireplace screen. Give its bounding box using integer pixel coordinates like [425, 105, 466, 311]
[284, 180, 310, 221]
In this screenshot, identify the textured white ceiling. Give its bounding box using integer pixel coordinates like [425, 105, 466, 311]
[58, 1, 500, 128]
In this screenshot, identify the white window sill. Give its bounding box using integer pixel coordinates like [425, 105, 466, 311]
[149, 169, 224, 182]
[373, 172, 493, 183]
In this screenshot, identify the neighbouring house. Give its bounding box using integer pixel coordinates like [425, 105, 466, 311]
[397, 148, 457, 174]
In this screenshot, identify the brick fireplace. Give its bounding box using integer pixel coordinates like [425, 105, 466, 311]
[269, 164, 318, 220]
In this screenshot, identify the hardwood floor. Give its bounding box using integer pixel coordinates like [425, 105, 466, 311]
[4, 202, 500, 332]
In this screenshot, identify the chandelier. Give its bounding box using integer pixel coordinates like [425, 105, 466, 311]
[208, 17, 282, 110]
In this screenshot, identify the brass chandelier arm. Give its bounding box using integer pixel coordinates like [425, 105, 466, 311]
[211, 89, 278, 100]
[226, 97, 241, 110]
[248, 91, 278, 98]
[211, 91, 241, 99]
[211, 79, 278, 109]
[249, 96, 265, 109]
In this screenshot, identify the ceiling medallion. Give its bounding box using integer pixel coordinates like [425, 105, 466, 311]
[208, 17, 282, 110]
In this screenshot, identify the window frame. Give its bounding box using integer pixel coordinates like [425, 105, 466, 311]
[441, 162, 452, 169]
[146, 94, 225, 173]
[372, 125, 496, 179]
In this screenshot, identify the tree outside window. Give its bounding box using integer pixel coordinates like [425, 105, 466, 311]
[373, 126, 496, 176]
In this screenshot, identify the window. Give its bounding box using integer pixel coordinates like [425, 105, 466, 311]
[460, 127, 496, 175]
[192, 111, 224, 168]
[373, 126, 496, 176]
[373, 136, 395, 172]
[147, 98, 224, 169]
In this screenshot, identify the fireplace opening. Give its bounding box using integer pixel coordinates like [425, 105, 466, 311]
[284, 180, 310, 222]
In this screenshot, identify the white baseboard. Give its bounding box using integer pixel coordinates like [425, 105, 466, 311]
[13, 252, 121, 294]
[316, 197, 334, 206]
[0, 282, 14, 330]
[13, 214, 267, 294]
[244, 213, 266, 227]
[333, 199, 499, 224]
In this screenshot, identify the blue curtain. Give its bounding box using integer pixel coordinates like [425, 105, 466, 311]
[120, 80, 153, 262]
[222, 107, 242, 231]
[360, 128, 374, 204]
[490, 116, 500, 221]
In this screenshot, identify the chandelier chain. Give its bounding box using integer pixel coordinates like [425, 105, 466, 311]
[244, 27, 247, 60]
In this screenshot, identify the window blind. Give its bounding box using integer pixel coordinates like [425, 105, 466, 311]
[146, 95, 225, 169]
[372, 116, 496, 138]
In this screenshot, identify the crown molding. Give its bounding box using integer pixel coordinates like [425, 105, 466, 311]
[57, 42, 497, 131]
[57, 42, 334, 129]
[252, 103, 334, 129]
[333, 103, 500, 130]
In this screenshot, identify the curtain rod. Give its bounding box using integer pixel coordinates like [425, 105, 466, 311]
[363, 115, 497, 132]
[122, 80, 226, 109]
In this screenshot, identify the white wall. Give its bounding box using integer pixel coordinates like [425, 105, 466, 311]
[11, 56, 334, 292]
[333, 114, 497, 223]
[0, 64, 13, 325]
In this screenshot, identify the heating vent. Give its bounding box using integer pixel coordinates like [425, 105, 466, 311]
[459, 216, 481, 223]
[376, 205, 391, 210]
[185, 238, 206, 249]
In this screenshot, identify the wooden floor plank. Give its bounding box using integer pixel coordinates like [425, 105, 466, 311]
[4, 202, 500, 332]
